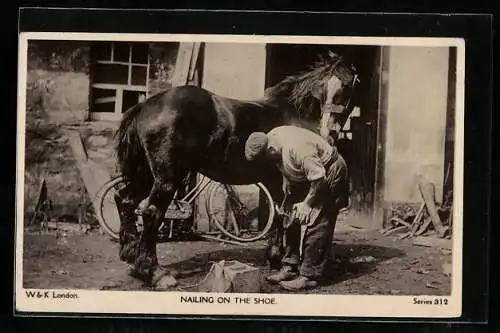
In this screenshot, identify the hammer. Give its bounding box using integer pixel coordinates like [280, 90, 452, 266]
[275, 194, 298, 229]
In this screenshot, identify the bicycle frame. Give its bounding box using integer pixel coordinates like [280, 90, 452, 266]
[159, 175, 242, 234]
[96, 174, 276, 243]
[175, 174, 213, 205]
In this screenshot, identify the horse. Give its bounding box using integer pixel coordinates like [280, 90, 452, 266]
[113, 50, 358, 288]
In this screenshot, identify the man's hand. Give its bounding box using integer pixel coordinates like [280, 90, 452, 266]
[292, 201, 312, 225]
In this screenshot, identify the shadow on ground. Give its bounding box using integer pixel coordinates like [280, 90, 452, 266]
[326, 243, 406, 285]
[162, 243, 406, 293]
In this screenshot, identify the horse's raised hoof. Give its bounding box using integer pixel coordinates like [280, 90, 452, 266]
[135, 199, 161, 217]
[135, 198, 151, 215]
[151, 267, 178, 290]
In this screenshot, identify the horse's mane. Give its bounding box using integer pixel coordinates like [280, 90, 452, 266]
[264, 51, 357, 114]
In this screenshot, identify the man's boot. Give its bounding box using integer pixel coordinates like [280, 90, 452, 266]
[280, 275, 318, 291]
[265, 265, 298, 284]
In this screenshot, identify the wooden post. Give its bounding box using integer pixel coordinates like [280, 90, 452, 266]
[145, 45, 151, 99]
[373, 46, 389, 230]
[127, 43, 133, 86]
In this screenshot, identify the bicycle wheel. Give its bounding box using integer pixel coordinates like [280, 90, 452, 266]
[95, 176, 126, 241]
[206, 181, 275, 242]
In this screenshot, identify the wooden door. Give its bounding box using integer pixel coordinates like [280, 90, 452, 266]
[340, 47, 383, 229]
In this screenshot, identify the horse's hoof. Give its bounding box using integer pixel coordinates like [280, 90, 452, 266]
[151, 267, 178, 290]
[126, 264, 150, 281]
[154, 275, 178, 290]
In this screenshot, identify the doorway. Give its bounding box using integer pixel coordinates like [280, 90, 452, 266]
[265, 44, 382, 228]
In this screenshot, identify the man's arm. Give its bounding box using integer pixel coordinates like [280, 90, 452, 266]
[294, 155, 327, 223]
[291, 155, 328, 224]
[303, 177, 328, 208]
[301, 155, 328, 208]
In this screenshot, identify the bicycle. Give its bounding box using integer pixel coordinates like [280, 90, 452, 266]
[94, 173, 276, 243]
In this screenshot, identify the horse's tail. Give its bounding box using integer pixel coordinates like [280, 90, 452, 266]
[114, 102, 153, 191]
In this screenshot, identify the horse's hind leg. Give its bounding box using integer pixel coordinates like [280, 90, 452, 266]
[114, 184, 145, 265]
[134, 165, 187, 288]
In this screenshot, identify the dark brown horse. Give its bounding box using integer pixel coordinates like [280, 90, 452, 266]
[113, 50, 358, 288]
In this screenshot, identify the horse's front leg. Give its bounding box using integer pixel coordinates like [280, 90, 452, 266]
[268, 214, 285, 270]
[262, 177, 285, 270]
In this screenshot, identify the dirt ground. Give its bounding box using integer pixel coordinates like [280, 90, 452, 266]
[22, 222, 452, 296]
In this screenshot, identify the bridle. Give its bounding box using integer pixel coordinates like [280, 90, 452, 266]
[323, 70, 359, 117]
[320, 64, 360, 140]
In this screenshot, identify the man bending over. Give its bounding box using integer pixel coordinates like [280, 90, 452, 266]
[245, 125, 349, 291]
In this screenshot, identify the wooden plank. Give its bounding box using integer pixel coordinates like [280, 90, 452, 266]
[418, 180, 449, 238]
[407, 202, 426, 237]
[188, 43, 202, 82]
[390, 217, 412, 228]
[171, 43, 195, 86]
[91, 83, 148, 92]
[95, 96, 116, 104]
[382, 225, 407, 236]
[114, 89, 124, 115]
[66, 130, 88, 163]
[65, 130, 114, 220]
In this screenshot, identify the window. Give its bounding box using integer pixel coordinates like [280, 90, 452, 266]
[93, 63, 129, 85]
[90, 88, 116, 114]
[131, 66, 148, 86]
[113, 42, 130, 62]
[132, 43, 149, 63]
[90, 42, 150, 120]
[91, 42, 112, 61]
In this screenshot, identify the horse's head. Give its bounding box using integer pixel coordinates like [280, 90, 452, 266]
[309, 50, 359, 140]
[266, 50, 359, 141]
